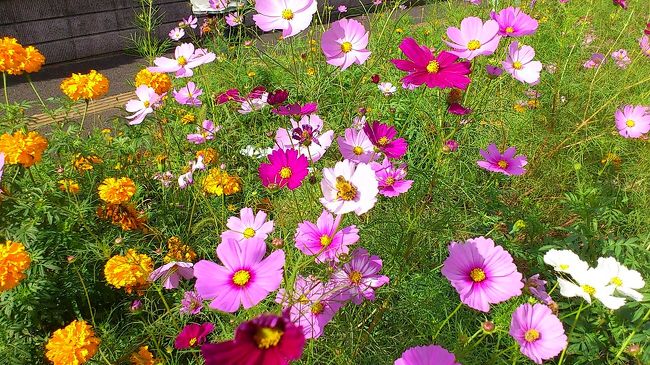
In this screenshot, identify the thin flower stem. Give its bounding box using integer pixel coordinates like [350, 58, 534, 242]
[291, 190, 304, 221]
[74, 267, 112, 365]
[2, 72, 8, 106]
[432, 302, 463, 341]
[80, 100, 89, 131]
[557, 301, 585, 365]
[613, 307, 650, 360]
[25, 74, 47, 110]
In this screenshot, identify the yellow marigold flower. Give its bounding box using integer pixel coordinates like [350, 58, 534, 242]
[164, 236, 197, 263]
[0, 130, 48, 168]
[181, 113, 196, 124]
[196, 148, 218, 165]
[58, 179, 80, 194]
[45, 320, 100, 365]
[104, 249, 153, 293]
[0, 37, 27, 75]
[0, 240, 31, 292]
[60, 70, 109, 101]
[98, 177, 136, 204]
[20, 46, 45, 73]
[130, 346, 158, 365]
[202, 168, 242, 196]
[134, 69, 171, 95]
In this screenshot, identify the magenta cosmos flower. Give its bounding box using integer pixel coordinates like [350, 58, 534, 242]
[148, 43, 215, 77]
[320, 160, 378, 216]
[441, 236, 523, 312]
[272, 102, 318, 117]
[615, 105, 650, 138]
[193, 239, 285, 313]
[275, 114, 334, 163]
[253, 0, 317, 39]
[187, 120, 220, 144]
[394, 345, 460, 365]
[149, 261, 194, 289]
[295, 209, 360, 262]
[201, 313, 305, 365]
[363, 121, 408, 159]
[217, 89, 244, 104]
[391, 38, 472, 89]
[259, 148, 309, 190]
[613, 0, 627, 9]
[509, 303, 567, 364]
[490, 7, 538, 37]
[175, 323, 215, 349]
[321, 19, 371, 70]
[371, 158, 413, 198]
[125, 85, 162, 126]
[503, 41, 542, 84]
[331, 248, 389, 304]
[445, 17, 501, 60]
[174, 81, 203, 106]
[221, 207, 275, 245]
[477, 144, 528, 176]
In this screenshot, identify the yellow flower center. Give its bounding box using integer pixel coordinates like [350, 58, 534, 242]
[143, 101, 150, 108]
[559, 264, 569, 270]
[467, 39, 481, 51]
[177, 56, 188, 66]
[610, 277, 623, 287]
[505, 26, 515, 34]
[426, 60, 440, 73]
[350, 270, 363, 284]
[282, 9, 294, 20]
[497, 160, 509, 169]
[353, 146, 364, 155]
[469, 268, 487, 282]
[320, 235, 332, 247]
[341, 41, 353, 53]
[626, 119, 635, 127]
[254, 327, 284, 349]
[385, 177, 395, 186]
[513, 61, 523, 70]
[377, 136, 390, 146]
[524, 329, 540, 342]
[232, 270, 251, 286]
[311, 301, 325, 314]
[336, 176, 358, 201]
[581, 285, 596, 296]
[280, 167, 292, 179]
[189, 337, 197, 346]
[243, 227, 256, 239]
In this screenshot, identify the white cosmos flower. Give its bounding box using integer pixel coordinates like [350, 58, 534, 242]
[543, 249, 589, 275]
[594, 257, 645, 301]
[558, 268, 626, 310]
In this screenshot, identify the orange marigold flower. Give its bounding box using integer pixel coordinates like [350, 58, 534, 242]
[98, 177, 136, 204]
[58, 179, 80, 194]
[0, 130, 48, 168]
[202, 168, 241, 196]
[45, 320, 100, 365]
[104, 249, 153, 293]
[130, 346, 158, 365]
[97, 203, 147, 231]
[164, 236, 197, 263]
[0, 37, 27, 75]
[60, 70, 109, 101]
[73, 155, 94, 172]
[0, 240, 31, 292]
[134, 69, 171, 95]
[196, 148, 218, 165]
[20, 46, 45, 73]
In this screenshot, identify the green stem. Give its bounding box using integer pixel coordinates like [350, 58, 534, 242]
[74, 267, 112, 365]
[2, 72, 8, 106]
[25, 74, 47, 110]
[557, 301, 585, 365]
[432, 302, 463, 341]
[614, 308, 650, 360]
[80, 100, 89, 131]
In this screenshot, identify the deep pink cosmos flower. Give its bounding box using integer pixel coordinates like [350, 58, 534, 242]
[320, 160, 378, 216]
[275, 114, 334, 163]
[490, 7, 538, 37]
[394, 345, 460, 365]
[272, 102, 318, 117]
[201, 313, 305, 365]
[180, 290, 204, 315]
[259, 148, 309, 190]
[613, 0, 627, 9]
[371, 158, 413, 198]
[363, 121, 408, 159]
[295, 209, 360, 262]
[125, 85, 162, 126]
[187, 120, 220, 144]
[615, 105, 650, 138]
[331, 248, 389, 304]
[321, 19, 371, 70]
[447, 103, 472, 115]
[445, 17, 501, 60]
[509, 303, 567, 364]
[253, 0, 317, 39]
[221, 207, 275, 244]
[175, 323, 215, 349]
[391, 38, 472, 90]
[445, 140, 459, 152]
[149, 261, 194, 289]
[148, 43, 216, 77]
[174, 81, 203, 106]
[477, 144, 528, 176]
[267, 89, 289, 105]
[337, 127, 377, 164]
[217, 89, 244, 104]
[503, 41, 542, 84]
[193, 239, 285, 313]
[441, 236, 524, 312]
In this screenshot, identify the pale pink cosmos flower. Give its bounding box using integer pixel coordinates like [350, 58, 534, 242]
[209, 0, 227, 10]
[337, 127, 377, 164]
[445, 17, 501, 60]
[320, 160, 378, 216]
[321, 19, 371, 70]
[253, 0, 318, 39]
[640, 35, 650, 58]
[238, 92, 269, 114]
[148, 43, 216, 78]
[394, 345, 460, 365]
[295, 209, 360, 262]
[378, 82, 397, 96]
[221, 207, 275, 245]
[180, 290, 203, 315]
[502, 41, 542, 84]
[275, 114, 334, 162]
[149, 262, 194, 289]
[225, 12, 243, 27]
[169, 27, 185, 41]
[337, 5, 348, 12]
[331, 248, 389, 304]
[178, 155, 206, 189]
[182, 15, 198, 29]
[173, 81, 203, 106]
[611, 49, 631, 68]
[125, 85, 162, 125]
[615, 105, 650, 138]
[187, 120, 220, 144]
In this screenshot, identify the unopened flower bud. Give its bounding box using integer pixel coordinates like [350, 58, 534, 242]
[271, 237, 284, 249]
[482, 321, 495, 333]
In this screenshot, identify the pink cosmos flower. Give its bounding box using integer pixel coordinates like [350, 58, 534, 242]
[509, 303, 567, 364]
[125, 85, 162, 125]
[371, 158, 413, 198]
[320, 160, 378, 216]
[173, 81, 203, 106]
[275, 114, 334, 163]
[187, 120, 220, 144]
[178, 156, 204, 189]
[611, 49, 631, 68]
[149, 261, 194, 289]
[321, 19, 371, 70]
[216, 89, 244, 104]
[225, 12, 243, 27]
[378, 82, 397, 96]
[182, 15, 198, 29]
[477, 144, 528, 176]
[445, 140, 459, 152]
[394, 345, 460, 365]
[209, 0, 227, 10]
[445, 17, 501, 60]
[180, 290, 204, 315]
[503, 41, 542, 84]
[583, 53, 606, 69]
[447, 103, 472, 115]
[252, 0, 318, 39]
[363, 121, 408, 159]
[337, 127, 377, 164]
[490, 7, 538, 37]
[201, 313, 305, 365]
[441, 236, 524, 312]
[175, 323, 214, 349]
[194, 239, 285, 313]
[331, 248, 389, 304]
[239, 92, 269, 114]
[337, 5, 348, 12]
[295, 209, 360, 262]
[221, 207, 275, 245]
[613, 0, 627, 9]
[614, 105, 650, 138]
[640, 35, 650, 58]
[391, 38, 472, 90]
[148, 43, 216, 77]
[169, 27, 185, 41]
[259, 148, 310, 190]
[486, 64, 503, 78]
[272, 102, 318, 117]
